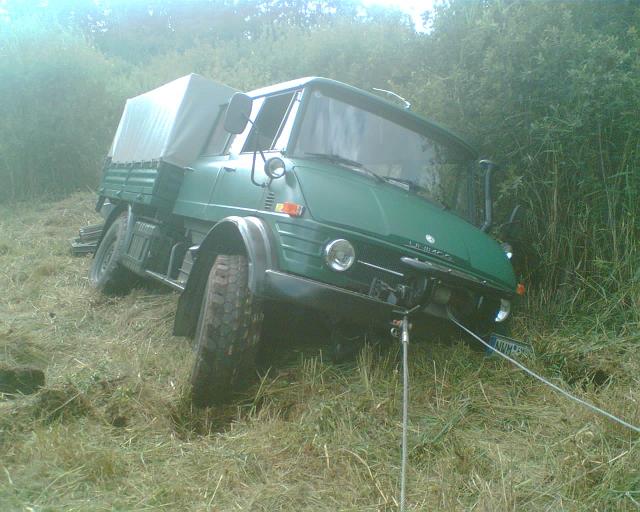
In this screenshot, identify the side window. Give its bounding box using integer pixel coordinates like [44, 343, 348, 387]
[243, 92, 296, 153]
[201, 105, 229, 156]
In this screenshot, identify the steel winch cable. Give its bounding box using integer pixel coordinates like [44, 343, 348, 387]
[393, 308, 419, 511]
[399, 316, 410, 512]
[446, 309, 640, 435]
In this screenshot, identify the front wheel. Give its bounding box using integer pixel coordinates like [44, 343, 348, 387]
[190, 254, 264, 407]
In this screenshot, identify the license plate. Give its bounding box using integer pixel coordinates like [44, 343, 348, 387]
[486, 333, 534, 357]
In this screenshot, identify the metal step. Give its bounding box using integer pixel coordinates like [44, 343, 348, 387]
[145, 270, 185, 292]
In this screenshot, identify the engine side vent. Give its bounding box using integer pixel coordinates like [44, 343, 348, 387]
[263, 191, 276, 211]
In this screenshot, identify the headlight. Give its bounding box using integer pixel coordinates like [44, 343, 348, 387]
[495, 299, 511, 322]
[501, 242, 513, 260]
[324, 239, 355, 272]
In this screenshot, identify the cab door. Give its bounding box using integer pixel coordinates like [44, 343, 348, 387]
[206, 90, 300, 221]
[205, 153, 268, 220]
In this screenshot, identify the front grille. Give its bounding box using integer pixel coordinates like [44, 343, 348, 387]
[354, 242, 407, 278]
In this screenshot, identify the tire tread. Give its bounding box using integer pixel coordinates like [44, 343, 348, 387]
[191, 254, 263, 407]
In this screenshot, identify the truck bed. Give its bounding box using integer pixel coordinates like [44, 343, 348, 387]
[98, 160, 184, 210]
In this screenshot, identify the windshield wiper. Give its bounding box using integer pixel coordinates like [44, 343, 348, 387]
[382, 176, 423, 191]
[382, 177, 450, 210]
[303, 152, 384, 183]
[304, 152, 361, 168]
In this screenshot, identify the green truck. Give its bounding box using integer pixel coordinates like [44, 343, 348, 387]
[87, 74, 519, 406]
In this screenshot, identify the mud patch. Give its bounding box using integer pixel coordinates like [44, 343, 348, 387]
[0, 364, 45, 395]
[32, 261, 59, 278]
[34, 385, 93, 422]
[169, 392, 238, 438]
[563, 359, 613, 391]
[0, 330, 48, 366]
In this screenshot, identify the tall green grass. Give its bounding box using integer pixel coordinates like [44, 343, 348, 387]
[0, 194, 638, 510]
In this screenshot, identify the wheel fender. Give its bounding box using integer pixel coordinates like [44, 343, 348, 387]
[173, 216, 277, 338]
[94, 203, 133, 257]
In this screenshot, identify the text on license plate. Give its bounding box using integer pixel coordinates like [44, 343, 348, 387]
[486, 333, 534, 357]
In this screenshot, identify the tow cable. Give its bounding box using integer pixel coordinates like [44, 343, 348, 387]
[446, 309, 640, 434]
[390, 307, 419, 512]
[390, 307, 639, 511]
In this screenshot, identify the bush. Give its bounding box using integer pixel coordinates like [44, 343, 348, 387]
[0, 21, 128, 201]
[408, 0, 640, 324]
[123, 20, 418, 93]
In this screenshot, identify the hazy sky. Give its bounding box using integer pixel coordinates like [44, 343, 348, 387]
[0, 0, 435, 31]
[362, 0, 434, 30]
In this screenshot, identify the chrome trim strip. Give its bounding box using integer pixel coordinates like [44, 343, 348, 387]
[357, 260, 404, 277]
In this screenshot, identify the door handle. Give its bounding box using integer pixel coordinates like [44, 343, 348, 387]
[222, 166, 236, 173]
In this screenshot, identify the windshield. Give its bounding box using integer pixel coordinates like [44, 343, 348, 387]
[293, 89, 474, 220]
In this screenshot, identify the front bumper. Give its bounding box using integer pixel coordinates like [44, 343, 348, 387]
[262, 266, 508, 330]
[263, 269, 399, 322]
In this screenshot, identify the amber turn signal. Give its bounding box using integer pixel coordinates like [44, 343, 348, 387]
[275, 202, 305, 217]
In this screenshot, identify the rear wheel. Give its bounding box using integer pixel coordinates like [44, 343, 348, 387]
[89, 213, 136, 295]
[190, 254, 264, 407]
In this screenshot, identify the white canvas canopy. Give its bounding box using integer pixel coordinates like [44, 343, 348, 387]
[108, 74, 237, 168]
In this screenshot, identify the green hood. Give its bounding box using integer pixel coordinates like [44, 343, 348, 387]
[293, 162, 516, 292]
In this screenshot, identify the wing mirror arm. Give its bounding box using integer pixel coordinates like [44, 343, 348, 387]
[250, 150, 267, 188]
[479, 159, 498, 232]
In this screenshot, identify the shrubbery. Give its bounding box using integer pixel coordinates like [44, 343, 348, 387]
[411, 1, 640, 322]
[0, 21, 130, 201]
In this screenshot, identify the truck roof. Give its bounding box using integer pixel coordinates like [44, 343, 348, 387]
[247, 76, 479, 159]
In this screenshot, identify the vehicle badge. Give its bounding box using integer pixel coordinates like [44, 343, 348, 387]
[425, 234, 436, 244]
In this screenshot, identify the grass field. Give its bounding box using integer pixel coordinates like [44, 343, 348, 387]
[0, 194, 638, 511]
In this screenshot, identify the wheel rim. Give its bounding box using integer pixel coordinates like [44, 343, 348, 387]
[96, 237, 116, 278]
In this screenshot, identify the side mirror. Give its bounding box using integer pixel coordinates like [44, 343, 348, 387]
[224, 93, 253, 134]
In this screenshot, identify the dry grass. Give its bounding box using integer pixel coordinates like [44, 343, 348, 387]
[0, 194, 638, 511]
